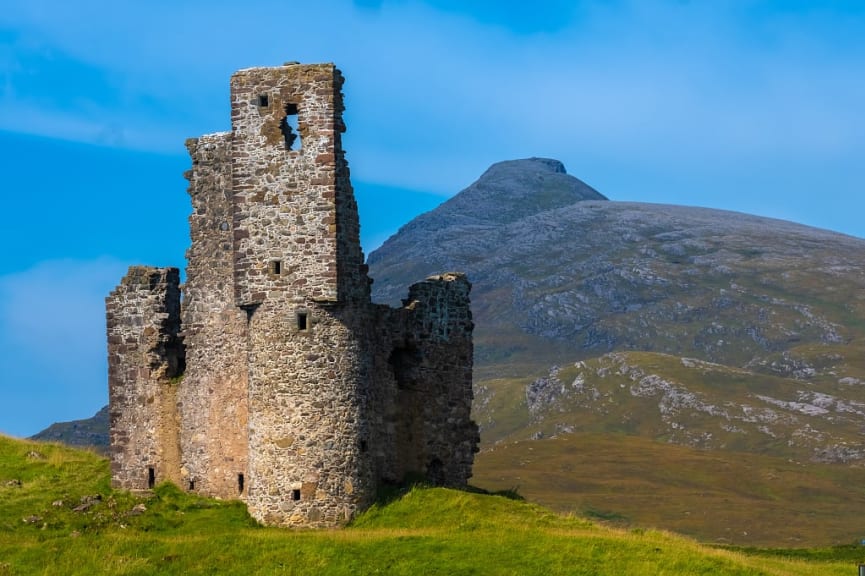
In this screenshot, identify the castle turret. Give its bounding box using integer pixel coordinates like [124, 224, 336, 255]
[229, 63, 376, 526]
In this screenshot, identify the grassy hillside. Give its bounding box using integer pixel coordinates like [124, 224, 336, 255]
[29, 405, 109, 453]
[2, 435, 862, 575]
[474, 433, 865, 548]
[480, 348, 865, 461]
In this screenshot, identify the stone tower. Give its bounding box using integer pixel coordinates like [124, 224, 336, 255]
[107, 62, 479, 528]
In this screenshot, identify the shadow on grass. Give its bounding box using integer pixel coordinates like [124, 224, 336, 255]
[373, 474, 525, 508]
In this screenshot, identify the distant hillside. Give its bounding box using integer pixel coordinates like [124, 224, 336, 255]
[30, 405, 109, 453]
[368, 157, 865, 464]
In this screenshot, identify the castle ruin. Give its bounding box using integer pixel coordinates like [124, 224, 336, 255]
[106, 62, 478, 527]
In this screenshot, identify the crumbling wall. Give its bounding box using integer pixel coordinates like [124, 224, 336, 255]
[107, 266, 184, 490]
[232, 63, 348, 306]
[180, 134, 250, 499]
[404, 273, 478, 485]
[372, 273, 478, 485]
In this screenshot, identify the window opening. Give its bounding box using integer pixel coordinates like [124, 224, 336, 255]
[189, 480, 195, 491]
[147, 467, 155, 489]
[292, 489, 301, 501]
[258, 94, 269, 107]
[270, 260, 282, 275]
[360, 440, 368, 453]
[241, 303, 260, 323]
[279, 103, 302, 151]
[297, 311, 308, 331]
[238, 473, 245, 494]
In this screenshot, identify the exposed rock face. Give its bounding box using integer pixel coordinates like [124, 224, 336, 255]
[106, 63, 478, 528]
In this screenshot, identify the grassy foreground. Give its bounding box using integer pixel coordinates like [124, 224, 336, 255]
[0, 435, 861, 575]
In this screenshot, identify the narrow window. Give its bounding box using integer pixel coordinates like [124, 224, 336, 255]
[279, 103, 302, 151]
[270, 260, 282, 275]
[242, 303, 259, 323]
[297, 311, 308, 331]
[258, 94, 269, 107]
[238, 473, 245, 495]
[189, 480, 195, 491]
[360, 440, 368, 453]
[147, 467, 155, 489]
[292, 489, 301, 501]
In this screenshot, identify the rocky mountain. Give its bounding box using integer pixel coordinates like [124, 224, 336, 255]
[30, 405, 109, 452]
[368, 157, 865, 465]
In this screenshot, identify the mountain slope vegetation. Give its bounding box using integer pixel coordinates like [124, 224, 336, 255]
[369, 157, 865, 460]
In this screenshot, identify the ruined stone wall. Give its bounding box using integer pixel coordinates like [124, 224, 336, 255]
[231, 63, 349, 306]
[404, 273, 478, 486]
[180, 134, 250, 499]
[107, 266, 184, 490]
[331, 70, 370, 305]
[364, 305, 402, 485]
[368, 273, 478, 487]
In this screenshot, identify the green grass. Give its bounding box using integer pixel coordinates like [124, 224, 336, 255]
[474, 433, 865, 548]
[1, 435, 863, 575]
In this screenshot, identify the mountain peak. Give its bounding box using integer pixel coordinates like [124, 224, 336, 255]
[482, 157, 569, 177]
[421, 158, 607, 229]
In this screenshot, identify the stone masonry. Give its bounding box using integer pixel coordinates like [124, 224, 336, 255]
[106, 62, 479, 527]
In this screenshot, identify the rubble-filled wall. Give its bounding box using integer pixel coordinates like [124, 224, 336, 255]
[180, 134, 250, 499]
[370, 273, 478, 486]
[107, 266, 184, 490]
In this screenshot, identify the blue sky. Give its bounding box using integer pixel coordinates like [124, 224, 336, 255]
[1, 0, 864, 437]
